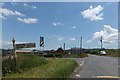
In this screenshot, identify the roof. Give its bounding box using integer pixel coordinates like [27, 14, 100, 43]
[55, 48, 64, 53]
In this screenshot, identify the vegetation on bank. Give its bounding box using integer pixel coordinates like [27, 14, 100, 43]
[4, 58, 78, 78]
[62, 53, 88, 58]
[87, 49, 119, 57]
[44, 53, 88, 58]
[105, 49, 119, 57]
[2, 54, 48, 76]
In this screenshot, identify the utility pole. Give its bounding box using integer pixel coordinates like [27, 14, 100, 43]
[80, 36, 82, 54]
[100, 36, 103, 51]
[63, 43, 65, 51]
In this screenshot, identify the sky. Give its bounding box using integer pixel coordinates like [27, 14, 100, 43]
[0, 2, 118, 50]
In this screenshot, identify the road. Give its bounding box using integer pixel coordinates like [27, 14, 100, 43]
[70, 54, 119, 78]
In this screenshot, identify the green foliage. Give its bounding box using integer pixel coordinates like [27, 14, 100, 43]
[4, 59, 78, 78]
[88, 49, 119, 57]
[2, 54, 47, 76]
[44, 53, 64, 58]
[78, 53, 88, 58]
[51, 59, 78, 78]
[105, 49, 119, 57]
[2, 59, 15, 76]
[62, 53, 88, 58]
[89, 50, 99, 54]
[44, 53, 54, 57]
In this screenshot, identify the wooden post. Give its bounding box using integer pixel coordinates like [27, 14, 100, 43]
[80, 36, 82, 54]
[12, 38, 17, 72]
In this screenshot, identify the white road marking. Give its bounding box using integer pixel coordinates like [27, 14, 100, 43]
[96, 76, 120, 78]
[76, 75, 80, 77]
[80, 60, 85, 66]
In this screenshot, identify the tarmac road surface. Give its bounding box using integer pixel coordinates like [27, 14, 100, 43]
[70, 54, 119, 78]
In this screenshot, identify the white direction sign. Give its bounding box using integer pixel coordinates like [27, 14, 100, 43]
[16, 43, 36, 49]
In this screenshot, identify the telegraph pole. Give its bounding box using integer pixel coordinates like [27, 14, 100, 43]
[80, 36, 82, 54]
[100, 36, 103, 51]
[63, 43, 65, 51]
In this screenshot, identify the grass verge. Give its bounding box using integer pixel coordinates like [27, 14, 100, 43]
[62, 53, 88, 58]
[4, 58, 78, 78]
[2, 54, 47, 76]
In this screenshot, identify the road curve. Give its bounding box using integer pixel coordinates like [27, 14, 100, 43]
[70, 54, 119, 78]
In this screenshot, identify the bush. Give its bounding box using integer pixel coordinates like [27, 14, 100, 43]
[89, 50, 98, 54]
[44, 53, 64, 58]
[2, 59, 15, 76]
[83, 50, 90, 53]
[44, 53, 54, 57]
[78, 53, 88, 58]
[2, 54, 47, 76]
[55, 53, 64, 58]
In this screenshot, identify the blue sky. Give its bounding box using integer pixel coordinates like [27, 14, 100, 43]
[1, 2, 118, 50]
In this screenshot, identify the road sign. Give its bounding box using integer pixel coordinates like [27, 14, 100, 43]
[16, 43, 36, 49]
[40, 37, 44, 47]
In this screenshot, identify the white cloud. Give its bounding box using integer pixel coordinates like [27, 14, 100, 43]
[0, 8, 25, 19]
[73, 26, 76, 29]
[32, 6, 37, 9]
[67, 26, 76, 30]
[71, 26, 76, 29]
[81, 5, 104, 21]
[88, 25, 118, 44]
[53, 22, 64, 26]
[0, 8, 38, 24]
[17, 17, 38, 24]
[58, 37, 64, 41]
[69, 37, 76, 41]
[0, 8, 24, 17]
[23, 3, 37, 9]
[23, 3, 27, 6]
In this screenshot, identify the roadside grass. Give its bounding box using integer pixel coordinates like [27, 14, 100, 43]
[89, 49, 119, 57]
[105, 49, 119, 57]
[2, 54, 47, 76]
[62, 53, 88, 58]
[4, 58, 78, 78]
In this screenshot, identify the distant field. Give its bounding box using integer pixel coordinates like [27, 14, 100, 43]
[105, 49, 119, 57]
[88, 49, 119, 57]
[3, 54, 78, 78]
[62, 53, 88, 58]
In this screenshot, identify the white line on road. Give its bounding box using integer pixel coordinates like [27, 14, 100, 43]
[76, 74, 80, 77]
[80, 60, 85, 66]
[96, 76, 120, 78]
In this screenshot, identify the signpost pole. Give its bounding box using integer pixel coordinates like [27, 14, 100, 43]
[12, 38, 16, 72]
